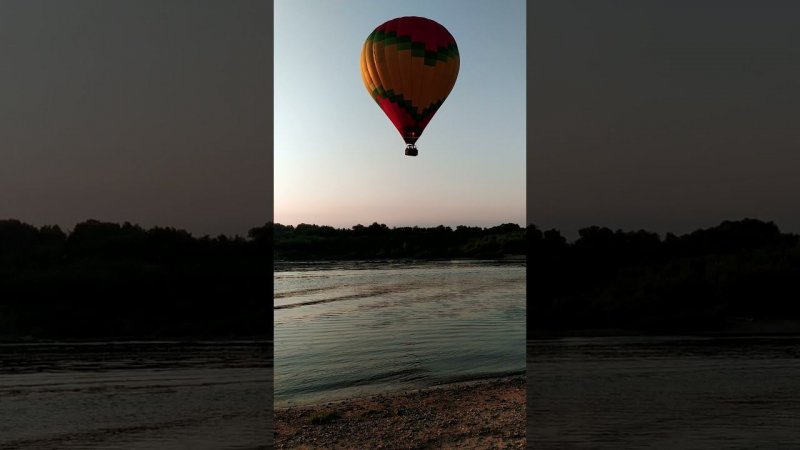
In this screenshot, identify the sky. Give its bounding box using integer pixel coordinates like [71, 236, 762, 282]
[528, 1, 800, 240]
[0, 0, 271, 237]
[274, 0, 526, 229]
[6, 1, 796, 239]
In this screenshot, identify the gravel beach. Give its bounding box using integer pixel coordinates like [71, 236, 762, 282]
[274, 376, 525, 449]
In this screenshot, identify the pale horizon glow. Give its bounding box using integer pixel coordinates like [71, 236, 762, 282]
[275, 0, 525, 228]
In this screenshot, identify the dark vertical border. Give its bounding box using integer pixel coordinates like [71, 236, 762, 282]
[525, 1, 534, 447]
[266, 1, 275, 447]
[266, 3, 274, 221]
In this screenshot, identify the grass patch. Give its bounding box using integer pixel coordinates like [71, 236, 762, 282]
[309, 409, 341, 425]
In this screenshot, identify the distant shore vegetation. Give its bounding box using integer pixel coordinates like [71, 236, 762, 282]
[271, 222, 526, 261]
[0, 219, 270, 340]
[527, 218, 800, 337]
[1, 217, 799, 340]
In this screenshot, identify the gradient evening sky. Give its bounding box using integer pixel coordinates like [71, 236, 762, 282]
[275, 0, 526, 228]
[528, 1, 800, 240]
[0, 1, 271, 237]
[8, 1, 794, 240]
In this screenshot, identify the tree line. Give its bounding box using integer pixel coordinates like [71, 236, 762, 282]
[528, 218, 800, 336]
[0, 219, 271, 340]
[2, 217, 799, 340]
[271, 222, 526, 260]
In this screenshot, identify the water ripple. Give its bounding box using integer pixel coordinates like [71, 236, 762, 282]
[274, 261, 525, 405]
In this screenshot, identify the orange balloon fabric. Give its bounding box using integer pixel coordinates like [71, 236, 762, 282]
[361, 17, 460, 150]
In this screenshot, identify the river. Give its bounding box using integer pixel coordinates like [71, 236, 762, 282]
[528, 335, 800, 449]
[274, 259, 526, 406]
[0, 341, 272, 449]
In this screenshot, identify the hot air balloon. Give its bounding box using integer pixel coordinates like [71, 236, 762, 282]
[360, 16, 460, 156]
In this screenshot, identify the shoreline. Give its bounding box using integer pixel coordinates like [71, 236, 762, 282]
[274, 375, 526, 449]
[528, 319, 800, 340]
[0, 336, 273, 344]
[274, 257, 526, 268]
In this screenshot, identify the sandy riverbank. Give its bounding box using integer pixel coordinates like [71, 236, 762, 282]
[274, 376, 525, 449]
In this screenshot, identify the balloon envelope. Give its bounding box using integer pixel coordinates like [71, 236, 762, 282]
[360, 16, 460, 155]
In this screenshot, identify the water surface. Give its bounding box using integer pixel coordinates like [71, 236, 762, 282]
[0, 341, 271, 449]
[274, 260, 526, 406]
[528, 336, 800, 449]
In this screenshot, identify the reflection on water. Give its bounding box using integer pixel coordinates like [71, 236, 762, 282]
[274, 260, 526, 406]
[528, 336, 800, 449]
[0, 341, 272, 449]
